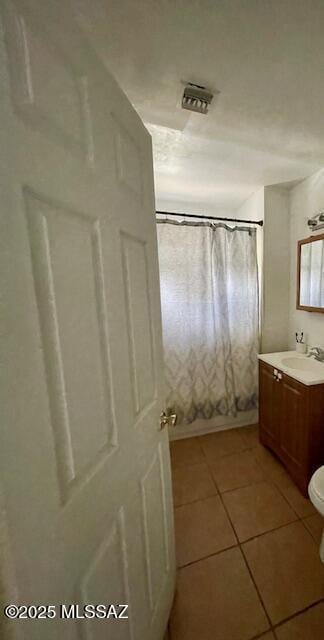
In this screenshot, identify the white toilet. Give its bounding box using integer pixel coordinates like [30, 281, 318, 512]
[308, 466, 324, 563]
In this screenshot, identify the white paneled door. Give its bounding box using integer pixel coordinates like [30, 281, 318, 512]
[0, 2, 175, 639]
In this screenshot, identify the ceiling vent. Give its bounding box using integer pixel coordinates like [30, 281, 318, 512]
[182, 82, 214, 114]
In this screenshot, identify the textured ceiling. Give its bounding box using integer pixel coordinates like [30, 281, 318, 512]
[75, 0, 323, 210]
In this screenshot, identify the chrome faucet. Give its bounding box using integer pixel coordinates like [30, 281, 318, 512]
[308, 346, 324, 362]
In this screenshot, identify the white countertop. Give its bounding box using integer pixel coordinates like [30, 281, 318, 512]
[258, 351, 324, 386]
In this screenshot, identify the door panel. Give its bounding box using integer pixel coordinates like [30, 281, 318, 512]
[121, 232, 156, 418]
[0, 2, 175, 639]
[25, 189, 117, 498]
[2, 0, 93, 161]
[79, 508, 133, 640]
[141, 444, 170, 612]
[113, 114, 144, 198]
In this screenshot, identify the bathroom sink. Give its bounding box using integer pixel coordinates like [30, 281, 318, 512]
[281, 356, 324, 372]
[258, 351, 324, 385]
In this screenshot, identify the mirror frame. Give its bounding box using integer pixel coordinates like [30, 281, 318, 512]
[297, 233, 324, 313]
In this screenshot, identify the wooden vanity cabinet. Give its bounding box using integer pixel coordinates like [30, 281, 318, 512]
[259, 360, 324, 496]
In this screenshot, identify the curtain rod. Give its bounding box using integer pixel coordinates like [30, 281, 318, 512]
[156, 210, 263, 227]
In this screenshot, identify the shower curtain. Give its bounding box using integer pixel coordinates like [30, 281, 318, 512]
[157, 220, 259, 424]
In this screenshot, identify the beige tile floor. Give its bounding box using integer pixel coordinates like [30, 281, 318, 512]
[169, 425, 324, 640]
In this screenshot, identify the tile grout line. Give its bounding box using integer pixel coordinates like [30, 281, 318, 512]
[172, 429, 323, 639]
[175, 441, 318, 546]
[176, 511, 299, 570]
[206, 439, 324, 636]
[174, 432, 274, 638]
[247, 437, 318, 521]
[272, 596, 324, 632]
[221, 499, 274, 634]
[177, 542, 239, 570]
[199, 437, 274, 636]
[265, 471, 313, 520]
[249, 450, 321, 548]
[299, 515, 322, 544]
[213, 477, 268, 495]
[174, 493, 219, 509]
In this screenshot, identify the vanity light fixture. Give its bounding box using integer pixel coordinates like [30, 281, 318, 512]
[307, 211, 324, 231]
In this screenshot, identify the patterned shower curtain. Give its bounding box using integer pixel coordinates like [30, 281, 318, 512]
[157, 220, 259, 424]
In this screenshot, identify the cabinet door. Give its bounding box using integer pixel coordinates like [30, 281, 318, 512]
[280, 375, 308, 491]
[259, 362, 282, 452]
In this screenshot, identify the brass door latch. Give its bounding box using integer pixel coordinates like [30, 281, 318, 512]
[159, 409, 177, 430]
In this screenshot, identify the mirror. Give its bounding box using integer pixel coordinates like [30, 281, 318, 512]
[297, 234, 324, 312]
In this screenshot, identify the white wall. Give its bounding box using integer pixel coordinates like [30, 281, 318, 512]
[288, 169, 324, 349]
[156, 197, 235, 219]
[236, 176, 324, 355]
[236, 185, 291, 354]
[262, 186, 290, 352]
[235, 188, 264, 323]
[235, 188, 264, 223]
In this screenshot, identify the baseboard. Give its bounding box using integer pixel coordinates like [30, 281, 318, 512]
[169, 409, 258, 441]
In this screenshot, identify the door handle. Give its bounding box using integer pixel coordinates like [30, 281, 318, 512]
[160, 409, 177, 430]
